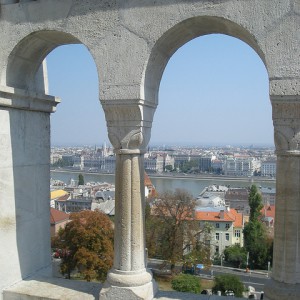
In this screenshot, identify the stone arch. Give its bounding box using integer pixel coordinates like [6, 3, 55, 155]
[5, 30, 84, 91]
[0, 29, 105, 294]
[143, 16, 268, 105]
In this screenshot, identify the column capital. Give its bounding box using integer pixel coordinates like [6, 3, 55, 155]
[271, 96, 300, 156]
[0, 85, 60, 113]
[101, 99, 156, 150]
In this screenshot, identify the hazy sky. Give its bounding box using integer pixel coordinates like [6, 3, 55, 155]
[47, 34, 273, 147]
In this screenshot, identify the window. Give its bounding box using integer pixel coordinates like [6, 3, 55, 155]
[226, 233, 229, 241]
[215, 223, 220, 228]
[216, 246, 219, 253]
[216, 233, 219, 240]
[225, 223, 230, 229]
[234, 230, 241, 238]
[205, 240, 210, 246]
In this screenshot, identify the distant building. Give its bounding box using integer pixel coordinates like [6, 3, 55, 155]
[261, 160, 277, 177]
[173, 154, 191, 171]
[50, 189, 69, 209]
[50, 153, 62, 165]
[50, 208, 70, 237]
[260, 187, 276, 205]
[260, 205, 275, 237]
[195, 208, 244, 257]
[144, 154, 164, 173]
[163, 154, 175, 171]
[144, 172, 156, 198]
[260, 205, 275, 225]
[199, 156, 213, 172]
[63, 197, 93, 213]
[224, 157, 261, 177]
[211, 158, 224, 173]
[196, 185, 228, 209]
[225, 188, 250, 215]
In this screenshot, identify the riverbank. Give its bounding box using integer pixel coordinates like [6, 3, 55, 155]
[51, 168, 275, 183]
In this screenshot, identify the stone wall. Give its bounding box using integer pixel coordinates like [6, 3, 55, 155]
[0, 1, 299, 299]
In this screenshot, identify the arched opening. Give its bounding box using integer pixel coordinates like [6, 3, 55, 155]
[46, 44, 106, 146]
[143, 16, 273, 293]
[153, 34, 271, 146]
[1, 30, 106, 289]
[143, 16, 267, 105]
[5, 31, 80, 91]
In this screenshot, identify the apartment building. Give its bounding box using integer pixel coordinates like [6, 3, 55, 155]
[195, 209, 244, 257]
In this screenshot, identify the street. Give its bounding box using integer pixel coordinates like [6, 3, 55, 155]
[148, 259, 270, 293]
[200, 266, 270, 293]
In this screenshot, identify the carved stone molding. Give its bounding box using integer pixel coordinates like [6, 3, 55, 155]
[272, 97, 300, 155]
[102, 99, 156, 151]
[0, 85, 60, 113]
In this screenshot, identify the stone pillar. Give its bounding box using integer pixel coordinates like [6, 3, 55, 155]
[100, 100, 157, 300]
[0, 86, 59, 297]
[264, 97, 300, 300]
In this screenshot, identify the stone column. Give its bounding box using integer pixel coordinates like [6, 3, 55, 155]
[264, 97, 300, 300]
[100, 100, 157, 300]
[0, 86, 60, 296]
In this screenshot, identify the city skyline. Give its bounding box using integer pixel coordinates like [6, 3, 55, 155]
[47, 34, 273, 147]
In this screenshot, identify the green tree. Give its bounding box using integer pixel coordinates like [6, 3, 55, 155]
[165, 165, 174, 172]
[212, 274, 244, 297]
[52, 210, 114, 282]
[78, 173, 84, 186]
[146, 189, 212, 271]
[248, 185, 263, 221]
[51, 158, 72, 168]
[244, 185, 272, 269]
[224, 244, 247, 268]
[171, 274, 201, 294]
[180, 160, 199, 173]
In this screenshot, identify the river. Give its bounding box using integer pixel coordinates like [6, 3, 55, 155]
[51, 170, 276, 197]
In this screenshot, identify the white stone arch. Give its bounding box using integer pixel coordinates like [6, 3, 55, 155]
[143, 15, 268, 106]
[0, 29, 104, 296]
[4, 30, 95, 92]
[141, 14, 300, 300]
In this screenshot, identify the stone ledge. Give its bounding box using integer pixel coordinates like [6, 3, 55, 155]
[3, 277, 244, 300]
[3, 277, 102, 300]
[0, 85, 60, 113]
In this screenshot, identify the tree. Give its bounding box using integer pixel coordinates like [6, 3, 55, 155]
[171, 274, 201, 294]
[212, 274, 244, 297]
[52, 210, 114, 282]
[224, 244, 247, 268]
[146, 189, 211, 271]
[248, 185, 263, 221]
[165, 164, 174, 172]
[78, 173, 84, 186]
[180, 160, 199, 173]
[244, 184, 272, 269]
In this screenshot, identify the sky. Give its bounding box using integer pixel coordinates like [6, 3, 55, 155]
[47, 34, 273, 148]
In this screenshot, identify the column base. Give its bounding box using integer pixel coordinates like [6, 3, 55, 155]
[264, 279, 300, 300]
[100, 268, 158, 300]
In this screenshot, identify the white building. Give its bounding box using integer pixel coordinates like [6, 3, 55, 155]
[224, 157, 261, 176]
[196, 209, 244, 258]
[261, 160, 277, 177]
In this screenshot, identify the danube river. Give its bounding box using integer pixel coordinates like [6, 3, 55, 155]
[51, 170, 276, 197]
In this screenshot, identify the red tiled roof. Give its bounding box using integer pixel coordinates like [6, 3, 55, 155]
[56, 194, 69, 201]
[195, 209, 243, 227]
[260, 205, 275, 219]
[50, 208, 69, 224]
[144, 172, 152, 186]
[144, 172, 157, 197]
[228, 209, 243, 227]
